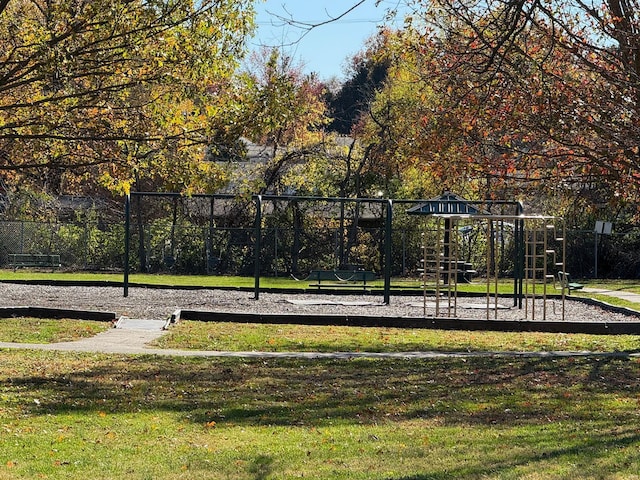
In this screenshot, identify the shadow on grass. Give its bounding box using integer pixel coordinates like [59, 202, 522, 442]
[248, 455, 274, 480]
[3, 352, 640, 477]
[387, 426, 640, 479]
[2, 353, 639, 428]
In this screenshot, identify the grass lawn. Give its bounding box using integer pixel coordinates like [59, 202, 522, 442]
[1, 315, 638, 354]
[1, 350, 640, 479]
[154, 321, 640, 353]
[0, 318, 110, 343]
[1, 272, 640, 478]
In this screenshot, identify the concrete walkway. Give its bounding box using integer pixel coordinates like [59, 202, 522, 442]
[0, 327, 636, 358]
[582, 287, 640, 304]
[0, 327, 168, 355]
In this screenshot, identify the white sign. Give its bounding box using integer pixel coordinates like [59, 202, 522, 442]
[594, 221, 612, 235]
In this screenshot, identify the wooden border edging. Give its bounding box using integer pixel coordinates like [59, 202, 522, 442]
[177, 310, 640, 335]
[0, 307, 116, 322]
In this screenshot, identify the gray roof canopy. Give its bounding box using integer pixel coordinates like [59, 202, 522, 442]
[406, 192, 486, 216]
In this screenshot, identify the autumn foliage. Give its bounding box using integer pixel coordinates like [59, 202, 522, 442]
[2, 0, 640, 231]
[0, 0, 253, 195]
[378, 0, 640, 221]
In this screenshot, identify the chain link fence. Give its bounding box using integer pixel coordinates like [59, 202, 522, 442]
[2, 201, 639, 279]
[0, 220, 124, 270]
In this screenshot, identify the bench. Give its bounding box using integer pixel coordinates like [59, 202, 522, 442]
[557, 271, 583, 292]
[307, 269, 376, 291]
[8, 253, 61, 271]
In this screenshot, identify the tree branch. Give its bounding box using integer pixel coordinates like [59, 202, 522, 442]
[262, 0, 369, 48]
[0, 0, 10, 17]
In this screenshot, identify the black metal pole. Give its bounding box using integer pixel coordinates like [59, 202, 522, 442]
[339, 200, 345, 268]
[517, 222, 520, 307]
[384, 199, 393, 304]
[124, 193, 130, 297]
[207, 196, 214, 274]
[515, 202, 524, 308]
[254, 195, 262, 300]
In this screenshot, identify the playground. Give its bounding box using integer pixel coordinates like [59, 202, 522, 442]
[117, 192, 585, 321]
[2, 255, 640, 479]
[3, 192, 640, 346]
[2, 280, 640, 479]
[0, 192, 620, 322]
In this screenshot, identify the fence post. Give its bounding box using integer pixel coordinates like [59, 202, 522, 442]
[254, 195, 262, 300]
[124, 193, 130, 297]
[20, 221, 24, 253]
[384, 199, 393, 304]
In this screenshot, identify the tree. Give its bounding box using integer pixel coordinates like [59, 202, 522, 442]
[401, 0, 640, 217]
[326, 32, 391, 135]
[0, 0, 254, 196]
[235, 48, 329, 195]
[322, 28, 473, 200]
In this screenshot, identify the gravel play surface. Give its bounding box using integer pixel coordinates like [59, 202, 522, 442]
[2, 283, 639, 324]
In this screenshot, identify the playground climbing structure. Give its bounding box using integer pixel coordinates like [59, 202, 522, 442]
[419, 214, 568, 321]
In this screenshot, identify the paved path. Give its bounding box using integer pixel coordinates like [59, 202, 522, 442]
[582, 287, 640, 304]
[0, 328, 636, 358]
[0, 328, 168, 355]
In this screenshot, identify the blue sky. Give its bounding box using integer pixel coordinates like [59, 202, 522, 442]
[251, 0, 407, 81]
